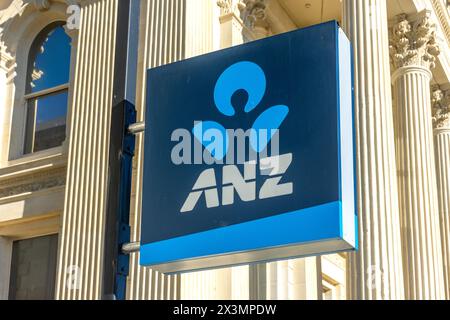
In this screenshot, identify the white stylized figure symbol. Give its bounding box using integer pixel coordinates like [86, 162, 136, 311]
[181, 62, 293, 213]
[193, 61, 289, 160]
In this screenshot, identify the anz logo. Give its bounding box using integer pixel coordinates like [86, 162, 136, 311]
[180, 61, 294, 213]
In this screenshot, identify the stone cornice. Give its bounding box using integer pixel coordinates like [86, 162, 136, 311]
[431, 85, 450, 129]
[0, 153, 67, 199]
[431, 0, 450, 47]
[390, 11, 440, 70]
[0, 152, 67, 180]
[0, 171, 66, 199]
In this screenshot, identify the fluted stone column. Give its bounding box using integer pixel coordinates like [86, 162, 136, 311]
[128, 0, 257, 301]
[390, 12, 445, 300]
[181, 1, 256, 300]
[182, 1, 320, 301]
[431, 87, 450, 299]
[56, 0, 119, 300]
[342, 0, 405, 299]
[286, 258, 321, 300]
[239, 0, 321, 300]
[127, 0, 188, 300]
[179, 0, 237, 300]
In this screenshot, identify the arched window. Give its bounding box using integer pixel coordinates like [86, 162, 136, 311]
[24, 22, 71, 154]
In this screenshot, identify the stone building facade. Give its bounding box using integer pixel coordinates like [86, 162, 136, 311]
[0, 0, 449, 300]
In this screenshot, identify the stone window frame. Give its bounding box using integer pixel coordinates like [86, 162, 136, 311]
[23, 21, 71, 155]
[0, 1, 77, 165]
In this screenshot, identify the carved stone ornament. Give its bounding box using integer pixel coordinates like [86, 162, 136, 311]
[431, 86, 450, 129]
[0, 40, 15, 78]
[238, 0, 268, 30]
[217, 0, 233, 15]
[30, 0, 51, 11]
[390, 11, 441, 70]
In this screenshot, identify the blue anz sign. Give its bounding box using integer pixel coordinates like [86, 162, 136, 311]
[140, 21, 357, 274]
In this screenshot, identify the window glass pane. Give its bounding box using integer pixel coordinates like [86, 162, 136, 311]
[25, 90, 68, 153]
[8, 235, 58, 300]
[28, 24, 71, 93]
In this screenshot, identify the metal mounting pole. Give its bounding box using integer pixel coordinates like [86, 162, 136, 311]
[102, 0, 140, 301]
[128, 121, 145, 134]
[122, 241, 141, 254]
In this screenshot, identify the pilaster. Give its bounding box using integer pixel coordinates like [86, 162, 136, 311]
[55, 0, 119, 300]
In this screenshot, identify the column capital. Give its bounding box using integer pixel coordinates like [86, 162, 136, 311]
[217, 0, 269, 30]
[217, 0, 237, 16]
[389, 10, 440, 71]
[238, 0, 268, 31]
[431, 86, 450, 130]
[217, 0, 270, 41]
[342, 0, 406, 299]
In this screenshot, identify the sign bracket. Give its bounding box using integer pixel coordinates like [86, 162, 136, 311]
[122, 241, 141, 254]
[128, 121, 145, 134]
[102, 0, 140, 300]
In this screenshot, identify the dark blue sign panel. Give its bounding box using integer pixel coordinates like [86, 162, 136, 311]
[140, 21, 357, 274]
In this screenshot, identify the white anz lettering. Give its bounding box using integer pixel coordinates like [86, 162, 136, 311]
[259, 153, 293, 199]
[180, 168, 219, 212]
[180, 154, 293, 213]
